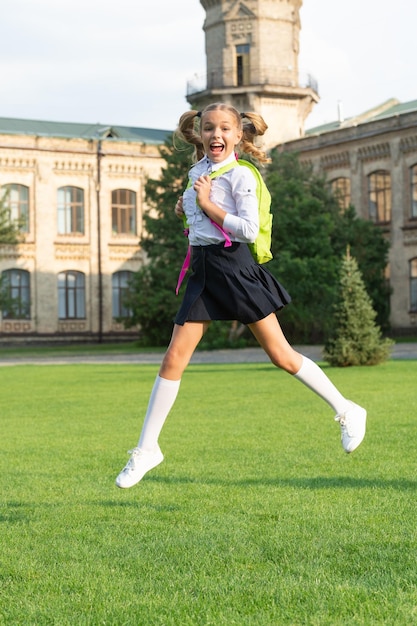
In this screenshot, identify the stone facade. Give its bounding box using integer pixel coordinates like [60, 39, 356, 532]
[0, 126, 167, 343]
[279, 100, 417, 334]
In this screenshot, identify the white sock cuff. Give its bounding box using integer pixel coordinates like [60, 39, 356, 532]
[157, 375, 181, 388]
[294, 354, 311, 378]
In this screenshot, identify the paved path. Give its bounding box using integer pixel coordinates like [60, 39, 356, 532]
[0, 343, 416, 366]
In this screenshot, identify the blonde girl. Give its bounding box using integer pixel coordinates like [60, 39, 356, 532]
[116, 103, 366, 489]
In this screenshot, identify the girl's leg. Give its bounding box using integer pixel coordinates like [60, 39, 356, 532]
[138, 321, 210, 450]
[116, 321, 210, 488]
[248, 314, 366, 453]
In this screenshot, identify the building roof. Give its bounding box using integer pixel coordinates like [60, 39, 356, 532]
[306, 98, 417, 136]
[0, 116, 172, 144]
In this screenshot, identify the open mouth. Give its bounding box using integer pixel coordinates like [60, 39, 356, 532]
[210, 142, 224, 155]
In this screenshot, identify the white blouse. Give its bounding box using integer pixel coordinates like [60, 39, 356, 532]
[182, 153, 259, 246]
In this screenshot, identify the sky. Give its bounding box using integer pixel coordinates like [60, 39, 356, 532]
[0, 0, 416, 132]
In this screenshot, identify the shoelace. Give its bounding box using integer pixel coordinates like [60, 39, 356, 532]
[124, 448, 141, 472]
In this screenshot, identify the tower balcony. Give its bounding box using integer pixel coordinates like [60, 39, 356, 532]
[186, 68, 319, 98]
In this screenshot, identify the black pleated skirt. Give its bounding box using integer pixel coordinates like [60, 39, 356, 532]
[174, 242, 291, 326]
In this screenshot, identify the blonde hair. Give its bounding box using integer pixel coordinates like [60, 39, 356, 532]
[175, 102, 269, 164]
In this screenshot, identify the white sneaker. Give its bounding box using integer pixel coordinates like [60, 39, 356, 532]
[115, 446, 164, 488]
[335, 402, 367, 453]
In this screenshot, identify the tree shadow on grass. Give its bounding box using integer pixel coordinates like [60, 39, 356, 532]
[144, 474, 417, 492]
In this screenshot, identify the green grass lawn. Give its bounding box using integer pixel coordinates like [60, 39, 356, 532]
[1, 360, 416, 625]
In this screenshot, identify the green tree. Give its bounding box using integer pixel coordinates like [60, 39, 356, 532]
[324, 251, 393, 366]
[0, 194, 21, 244]
[266, 151, 390, 343]
[122, 136, 194, 346]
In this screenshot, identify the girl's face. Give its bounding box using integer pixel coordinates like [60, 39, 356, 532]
[200, 109, 243, 163]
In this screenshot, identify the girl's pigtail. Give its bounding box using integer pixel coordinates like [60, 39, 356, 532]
[239, 111, 269, 164]
[174, 110, 205, 162]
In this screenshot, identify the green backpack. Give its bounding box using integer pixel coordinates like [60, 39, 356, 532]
[209, 159, 273, 264]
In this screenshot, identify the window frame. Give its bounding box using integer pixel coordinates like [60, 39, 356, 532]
[367, 170, 392, 224]
[410, 258, 417, 313]
[58, 270, 86, 319]
[57, 186, 85, 235]
[112, 270, 134, 319]
[1, 268, 31, 319]
[111, 189, 137, 235]
[330, 177, 351, 210]
[236, 44, 250, 87]
[410, 164, 417, 220]
[1, 183, 30, 233]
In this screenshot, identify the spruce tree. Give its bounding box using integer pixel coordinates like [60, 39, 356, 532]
[324, 250, 393, 366]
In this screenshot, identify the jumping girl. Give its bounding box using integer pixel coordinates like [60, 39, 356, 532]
[115, 102, 366, 489]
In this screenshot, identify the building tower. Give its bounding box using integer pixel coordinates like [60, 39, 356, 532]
[187, 0, 319, 149]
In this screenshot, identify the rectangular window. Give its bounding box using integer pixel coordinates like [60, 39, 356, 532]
[236, 44, 250, 86]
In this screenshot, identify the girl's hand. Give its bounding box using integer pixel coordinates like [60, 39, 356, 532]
[174, 196, 184, 219]
[194, 175, 212, 209]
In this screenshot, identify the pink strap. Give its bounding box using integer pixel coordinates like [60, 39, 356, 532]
[176, 243, 191, 295]
[176, 222, 232, 295]
[210, 220, 232, 247]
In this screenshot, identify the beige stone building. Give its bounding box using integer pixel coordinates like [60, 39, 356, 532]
[1, 0, 416, 341]
[0, 120, 169, 343]
[279, 99, 417, 334]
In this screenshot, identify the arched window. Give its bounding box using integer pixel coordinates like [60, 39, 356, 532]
[57, 186, 85, 234]
[1, 268, 30, 319]
[1, 184, 29, 232]
[410, 164, 417, 219]
[330, 177, 351, 210]
[111, 189, 137, 235]
[112, 271, 134, 318]
[410, 258, 417, 313]
[368, 171, 391, 223]
[58, 271, 85, 319]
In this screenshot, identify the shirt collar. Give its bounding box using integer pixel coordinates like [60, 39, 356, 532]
[206, 152, 238, 173]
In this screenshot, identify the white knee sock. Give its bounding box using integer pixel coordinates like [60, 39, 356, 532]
[138, 375, 181, 451]
[294, 355, 350, 414]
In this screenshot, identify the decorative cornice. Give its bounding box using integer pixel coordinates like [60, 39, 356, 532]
[357, 143, 391, 162]
[400, 136, 417, 155]
[320, 151, 350, 170]
[0, 157, 35, 169]
[53, 161, 93, 172]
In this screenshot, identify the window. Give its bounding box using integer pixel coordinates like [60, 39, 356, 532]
[236, 44, 250, 86]
[368, 171, 391, 223]
[1, 269, 30, 319]
[112, 189, 137, 235]
[112, 271, 134, 318]
[1, 184, 29, 232]
[57, 186, 84, 234]
[330, 177, 351, 210]
[410, 259, 417, 312]
[411, 165, 417, 219]
[58, 271, 85, 319]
